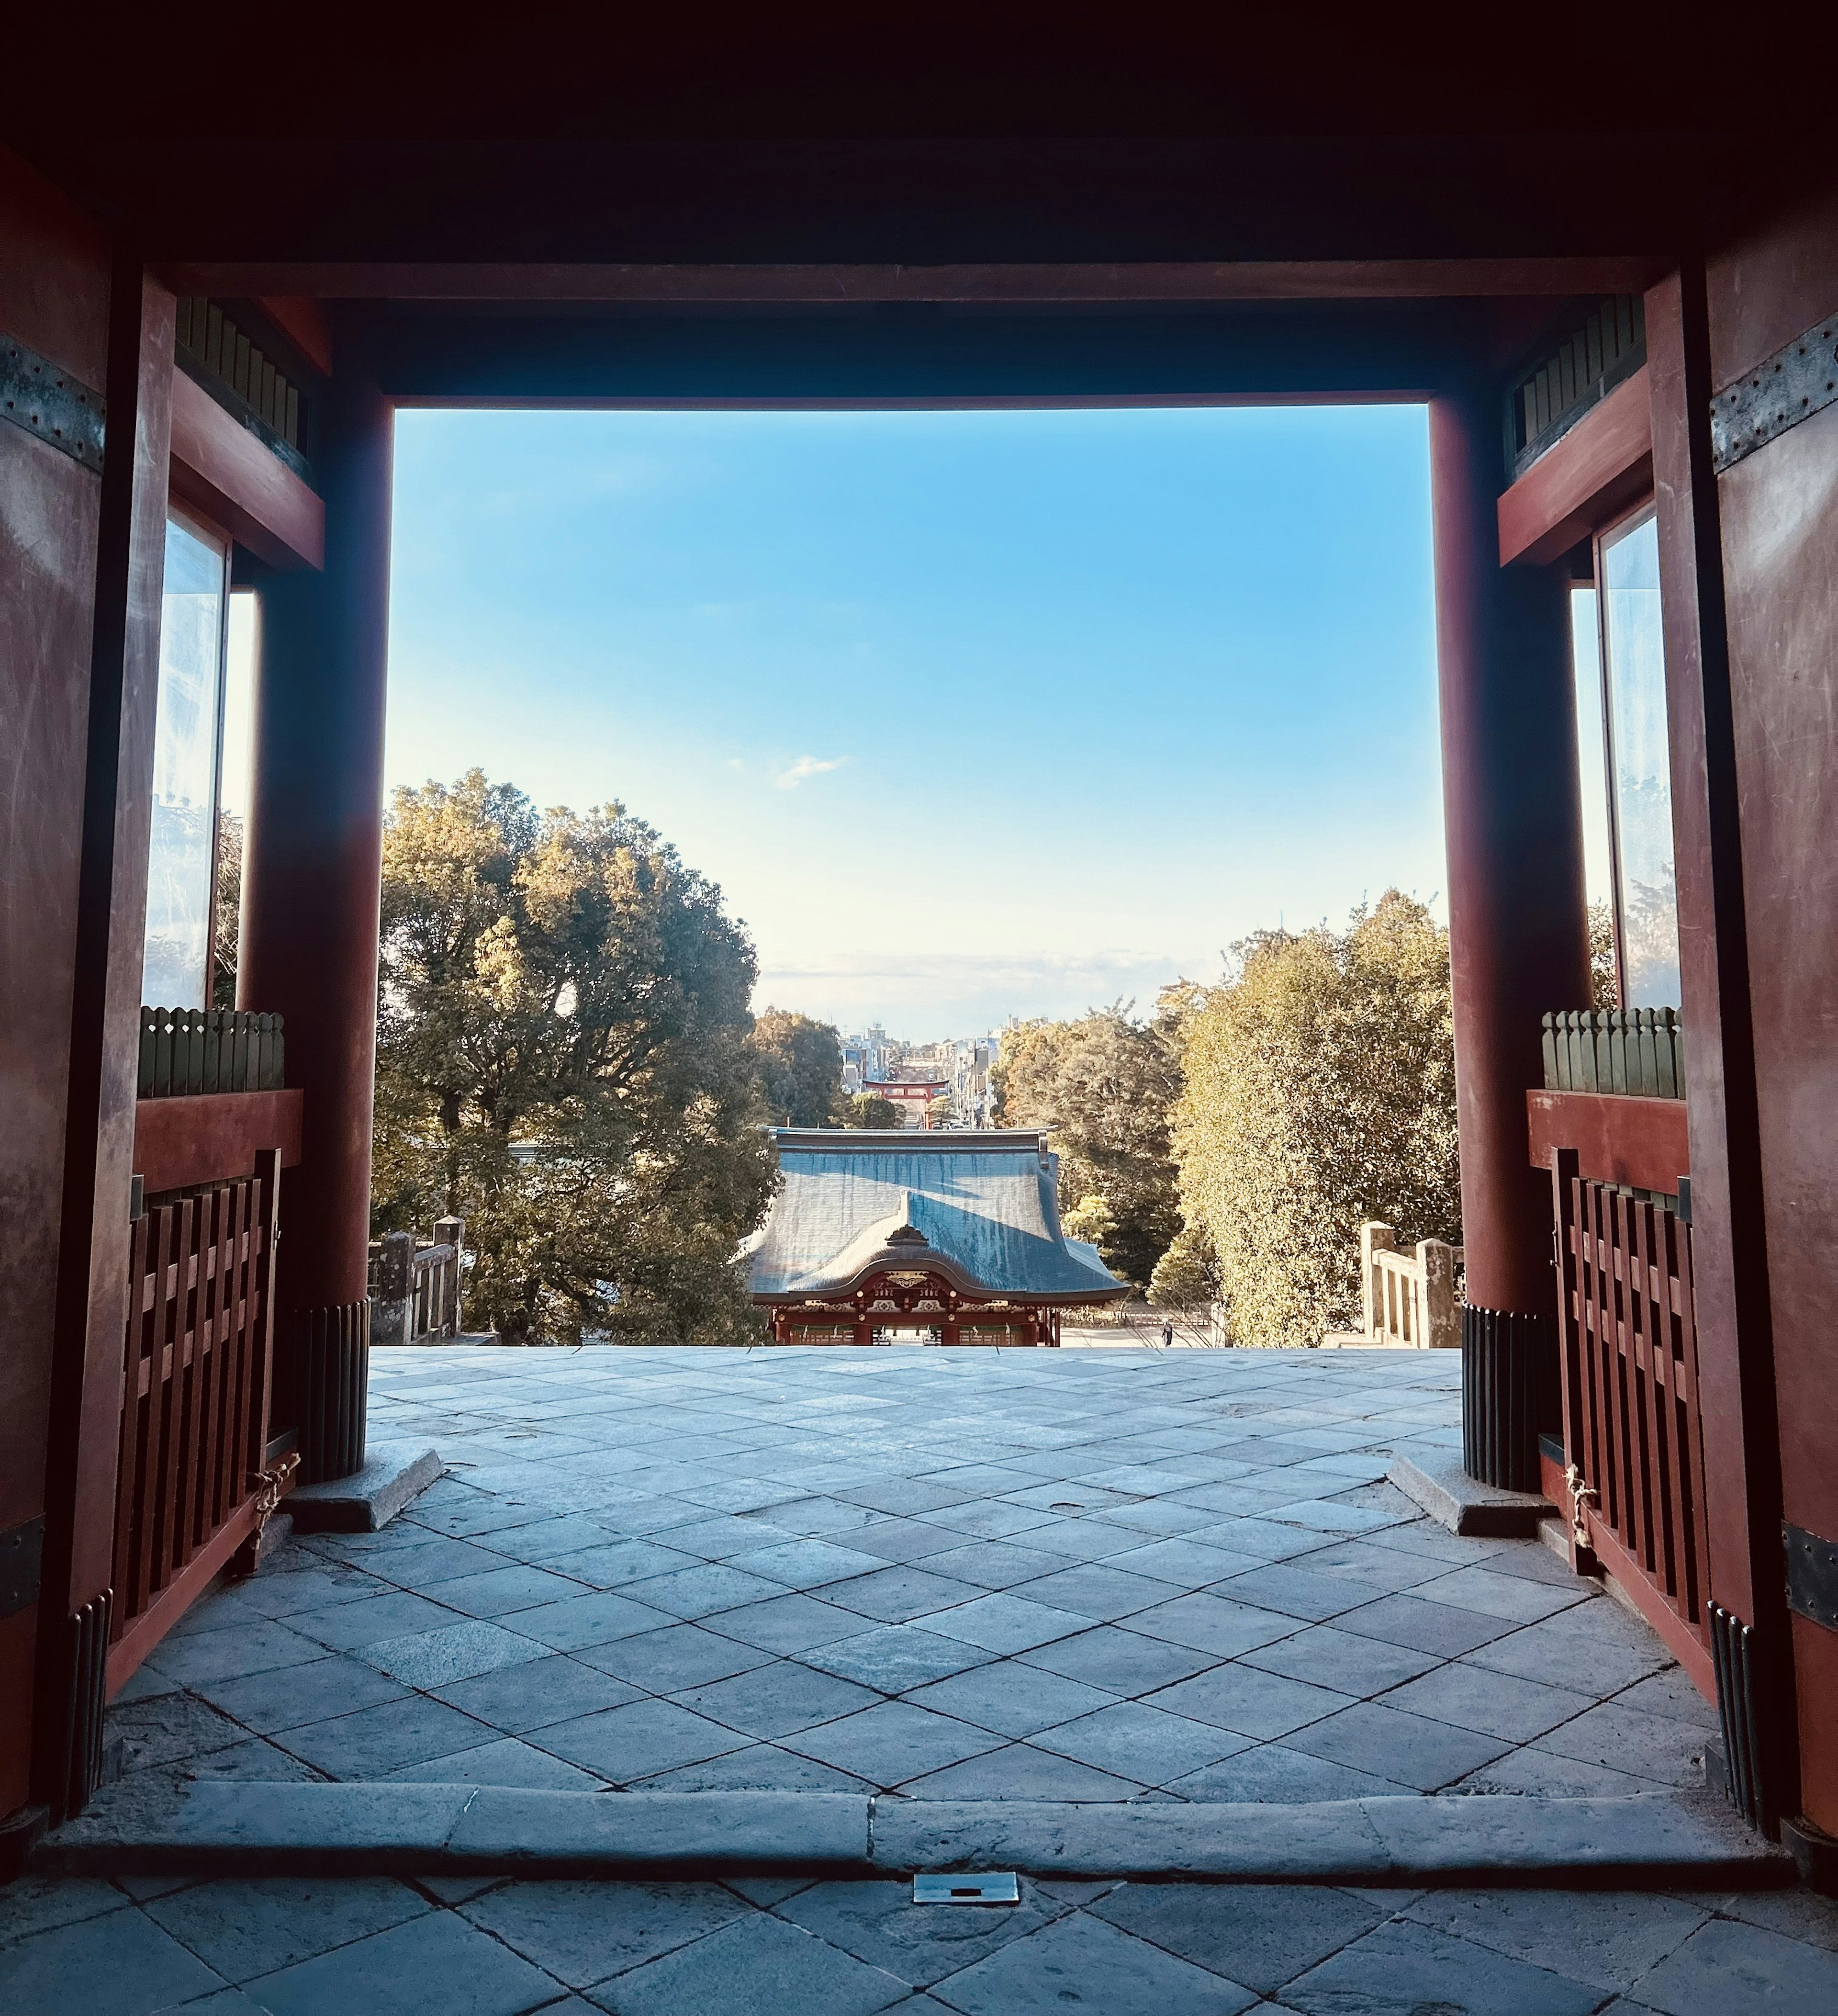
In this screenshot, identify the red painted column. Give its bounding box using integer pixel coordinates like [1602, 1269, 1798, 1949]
[1429, 387, 1591, 1487]
[239, 350, 392, 1483]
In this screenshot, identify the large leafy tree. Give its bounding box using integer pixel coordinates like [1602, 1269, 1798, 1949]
[993, 1005, 1181, 1288]
[1170, 890, 1459, 1347]
[749, 1008, 844, 1126]
[371, 769, 776, 1344]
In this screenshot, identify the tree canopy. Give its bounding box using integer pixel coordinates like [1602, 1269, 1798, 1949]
[843, 1092, 903, 1129]
[993, 1005, 1181, 1288]
[1169, 890, 1459, 1347]
[371, 769, 776, 1344]
[749, 1008, 844, 1126]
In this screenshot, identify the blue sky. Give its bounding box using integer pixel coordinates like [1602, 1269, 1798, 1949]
[381, 404, 1444, 1037]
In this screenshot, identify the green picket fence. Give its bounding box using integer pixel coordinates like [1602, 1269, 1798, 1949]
[137, 1007, 285, 1098]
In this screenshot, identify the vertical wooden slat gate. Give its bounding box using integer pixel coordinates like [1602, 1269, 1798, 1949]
[107, 1148, 288, 1693]
[1553, 1145, 1714, 1689]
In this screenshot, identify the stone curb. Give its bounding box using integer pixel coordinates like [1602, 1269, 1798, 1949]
[287, 1442, 445, 1534]
[1388, 1449, 1552, 1537]
[34, 1782, 1789, 1888]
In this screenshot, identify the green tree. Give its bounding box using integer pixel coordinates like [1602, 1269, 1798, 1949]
[749, 1007, 844, 1126]
[212, 811, 242, 1010]
[993, 1005, 1180, 1287]
[1588, 900, 1618, 1009]
[844, 1092, 903, 1128]
[371, 769, 776, 1345]
[1170, 890, 1459, 1348]
[1148, 1218, 1217, 1310]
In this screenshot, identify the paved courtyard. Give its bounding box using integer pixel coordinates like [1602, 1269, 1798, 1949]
[106, 1347, 1717, 1803]
[5, 1863, 1838, 2014]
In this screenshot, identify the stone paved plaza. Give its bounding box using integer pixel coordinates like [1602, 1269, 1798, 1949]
[5, 1863, 1838, 2014]
[106, 1346, 1718, 1803]
[11, 1345, 1836, 2014]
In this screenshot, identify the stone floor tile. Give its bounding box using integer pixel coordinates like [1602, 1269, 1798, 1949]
[1613, 1667, 1721, 1729]
[702, 1593, 872, 1654]
[1165, 1741, 1410, 1802]
[634, 1741, 874, 1792]
[1097, 1498, 1235, 1537]
[540, 1540, 714, 1589]
[277, 1695, 497, 1777]
[915, 1543, 1070, 1592]
[1002, 1483, 1144, 1516]
[386, 1735, 608, 1788]
[624, 1565, 790, 1621]
[1704, 1887, 1838, 1954]
[1033, 1700, 1252, 1785]
[361, 1536, 525, 1586]
[1125, 1593, 1303, 1659]
[924, 1592, 1089, 1656]
[1405, 1563, 1593, 1624]
[359, 1620, 548, 1689]
[1529, 1701, 1708, 1786]
[1283, 1917, 1603, 2016]
[0, 1873, 128, 1948]
[905, 1661, 1120, 1738]
[1331, 1592, 1517, 1657]
[1240, 1624, 1441, 1698]
[143, 1876, 430, 1982]
[460, 1879, 749, 1989]
[726, 1538, 894, 1588]
[1452, 1744, 1671, 1798]
[1286, 1699, 1511, 1791]
[628, 1518, 801, 1563]
[1464, 1602, 1676, 1691]
[107, 1693, 249, 1771]
[243, 1903, 563, 2016]
[1010, 1564, 1186, 1624]
[1020, 1625, 1219, 1697]
[147, 1617, 330, 1685]
[837, 1480, 985, 1516]
[1402, 1890, 1708, 1993]
[159, 1988, 277, 2013]
[506, 1591, 676, 1652]
[1627, 1915, 1838, 2016]
[801, 1625, 993, 1693]
[229, 1564, 396, 1617]
[781, 1701, 1002, 1787]
[1090, 1881, 1388, 1995]
[1376, 1660, 1594, 1741]
[1002, 1520, 1152, 1562]
[1143, 1663, 1352, 1741]
[473, 1512, 628, 1563]
[588, 1908, 910, 2016]
[181, 1735, 329, 1782]
[531, 1697, 751, 1781]
[928, 1908, 1257, 2015]
[898, 1503, 1057, 1544]
[1361, 1518, 1514, 1565]
[188, 1655, 412, 1734]
[111, 1661, 183, 1704]
[898, 1740, 1149, 1801]
[573, 1623, 777, 1691]
[0, 1903, 227, 2016]
[287, 1591, 463, 1655]
[1208, 1563, 1385, 1625]
[671, 1658, 881, 1737]
[825, 1567, 986, 1626]
[406, 1563, 591, 1618]
[1274, 1538, 1447, 1594]
[430, 1652, 643, 1732]
[744, 1497, 883, 1537]
[776, 1877, 1070, 1987]
[1259, 1497, 1401, 1536]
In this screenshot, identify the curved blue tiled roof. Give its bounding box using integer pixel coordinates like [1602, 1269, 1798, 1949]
[745, 1129, 1125, 1302]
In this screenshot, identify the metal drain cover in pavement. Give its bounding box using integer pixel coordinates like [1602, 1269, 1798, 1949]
[913, 1874, 1020, 1905]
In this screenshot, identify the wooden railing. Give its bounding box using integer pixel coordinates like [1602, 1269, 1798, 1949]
[138, 1007, 284, 1098]
[1551, 1147, 1711, 1683]
[370, 1219, 465, 1343]
[1542, 1007, 1683, 1099]
[109, 1149, 291, 1692]
[1359, 1223, 1463, 1348]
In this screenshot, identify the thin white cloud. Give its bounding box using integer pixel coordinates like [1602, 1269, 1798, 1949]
[775, 755, 847, 789]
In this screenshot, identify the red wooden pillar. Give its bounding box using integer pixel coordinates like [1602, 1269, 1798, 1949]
[1429, 386, 1591, 1489]
[240, 342, 392, 1484]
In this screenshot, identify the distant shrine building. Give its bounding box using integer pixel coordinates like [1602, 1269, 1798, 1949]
[746, 1130, 1126, 1345]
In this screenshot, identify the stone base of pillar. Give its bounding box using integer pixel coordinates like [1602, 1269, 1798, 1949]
[291, 1301, 370, 1485]
[1461, 1304, 1558, 1492]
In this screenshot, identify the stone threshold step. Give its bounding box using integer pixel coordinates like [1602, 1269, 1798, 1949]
[1388, 1448, 1552, 1537]
[36, 1782, 1787, 1889]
